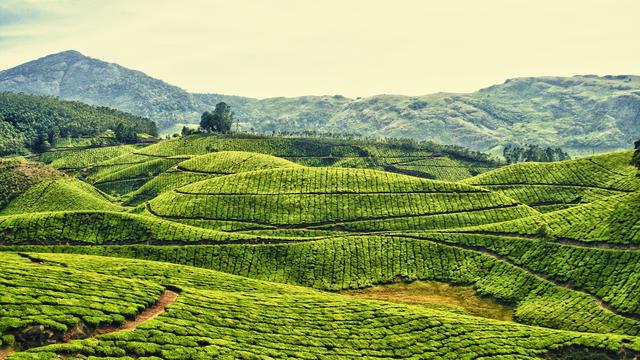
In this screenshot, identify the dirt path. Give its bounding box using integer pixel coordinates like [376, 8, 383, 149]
[0, 348, 15, 360]
[94, 289, 179, 335]
[1, 289, 179, 359]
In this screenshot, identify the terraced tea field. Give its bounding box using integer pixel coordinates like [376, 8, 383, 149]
[1, 134, 639, 359]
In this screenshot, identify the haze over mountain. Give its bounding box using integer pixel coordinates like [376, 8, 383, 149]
[1, 50, 639, 154]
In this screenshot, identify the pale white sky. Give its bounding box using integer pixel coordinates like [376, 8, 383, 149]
[1, 0, 638, 98]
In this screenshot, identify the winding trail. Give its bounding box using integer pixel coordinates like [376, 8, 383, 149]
[0, 348, 15, 360]
[94, 289, 179, 335]
[145, 202, 524, 229]
[0, 289, 179, 359]
[433, 230, 640, 250]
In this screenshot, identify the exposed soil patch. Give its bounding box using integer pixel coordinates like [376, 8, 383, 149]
[16, 253, 68, 267]
[342, 280, 513, 321]
[0, 348, 15, 360]
[94, 289, 179, 335]
[2, 289, 179, 357]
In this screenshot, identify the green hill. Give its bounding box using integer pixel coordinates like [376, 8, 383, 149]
[146, 166, 536, 233]
[0, 178, 122, 215]
[125, 151, 301, 205]
[71, 133, 497, 199]
[0, 92, 157, 155]
[1, 133, 640, 358]
[461, 151, 640, 212]
[2, 252, 639, 358]
[0, 158, 64, 210]
[451, 191, 640, 246]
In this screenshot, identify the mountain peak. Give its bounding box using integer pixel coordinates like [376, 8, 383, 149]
[43, 49, 87, 62]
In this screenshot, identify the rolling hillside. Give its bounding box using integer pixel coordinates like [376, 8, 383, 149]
[461, 151, 640, 212]
[2, 50, 639, 154]
[0, 158, 64, 209]
[33, 134, 497, 200]
[2, 252, 639, 358]
[1, 134, 639, 358]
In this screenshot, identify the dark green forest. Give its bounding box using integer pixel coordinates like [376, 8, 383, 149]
[0, 92, 157, 155]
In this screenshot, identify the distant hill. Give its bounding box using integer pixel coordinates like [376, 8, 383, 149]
[0, 92, 157, 155]
[2, 50, 639, 154]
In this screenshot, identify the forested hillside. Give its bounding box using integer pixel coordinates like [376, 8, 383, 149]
[2, 51, 639, 154]
[0, 92, 157, 155]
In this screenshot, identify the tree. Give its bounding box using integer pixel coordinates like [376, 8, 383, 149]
[114, 123, 137, 144]
[181, 126, 192, 137]
[200, 102, 234, 133]
[47, 128, 59, 148]
[503, 143, 570, 164]
[633, 139, 640, 171]
[32, 131, 51, 153]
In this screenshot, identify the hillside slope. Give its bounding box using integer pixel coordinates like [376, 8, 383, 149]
[461, 150, 640, 212]
[2, 51, 639, 153]
[0, 158, 64, 209]
[0, 50, 251, 130]
[0, 92, 157, 155]
[2, 252, 639, 358]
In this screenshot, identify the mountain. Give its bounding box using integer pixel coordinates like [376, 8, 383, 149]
[2, 50, 639, 154]
[0, 50, 249, 130]
[324, 76, 640, 154]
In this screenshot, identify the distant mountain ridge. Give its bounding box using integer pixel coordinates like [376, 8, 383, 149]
[1, 50, 639, 154]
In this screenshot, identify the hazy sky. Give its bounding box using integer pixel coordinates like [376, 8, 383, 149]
[1, 0, 638, 98]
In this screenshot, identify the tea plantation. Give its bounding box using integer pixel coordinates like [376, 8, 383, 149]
[1, 133, 639, 359]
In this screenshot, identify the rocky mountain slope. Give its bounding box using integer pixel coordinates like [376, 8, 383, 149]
[2, 50, 639, 153]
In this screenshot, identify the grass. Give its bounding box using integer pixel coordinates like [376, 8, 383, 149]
[146, 167, 536, 232]
[453, 191, 640, 245]
[77, 133, 498, 197]
[8, 236, 640, 337]
[341, 280, 514, 321]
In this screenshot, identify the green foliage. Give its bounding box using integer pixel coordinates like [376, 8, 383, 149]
[178, 151, 299, 174]
[3, 132, 640, 358]
[633, 139, 640, 171]
[114, 123, 138, 144]
[0, 253, 163, 351]
[0, 210, 257, 245]
[458, 191, 640, 245]
[0, 159, 64, 210]
[8, 238, 640, 338]
[0, 92, 157, 156]
[0, 179, 122, 215]
[34, 145, 139, 170]
[146, 166, 536, 232]
[503, 144, 570, 164]
[200, 102, 234, 133]
[463, 151, 640, 211]
[2, 252, 639, 358]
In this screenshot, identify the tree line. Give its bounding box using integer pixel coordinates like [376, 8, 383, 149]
[503, 144, 570, 164]
[0, 92, 157, 155]
[633, 139, 640, 172]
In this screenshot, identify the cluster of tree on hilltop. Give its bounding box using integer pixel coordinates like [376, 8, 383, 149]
[0, 92, 158, 155]
[503, 144, 570, 164]
[180, 102, 236, 137]
[633, 139, 640, 172]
